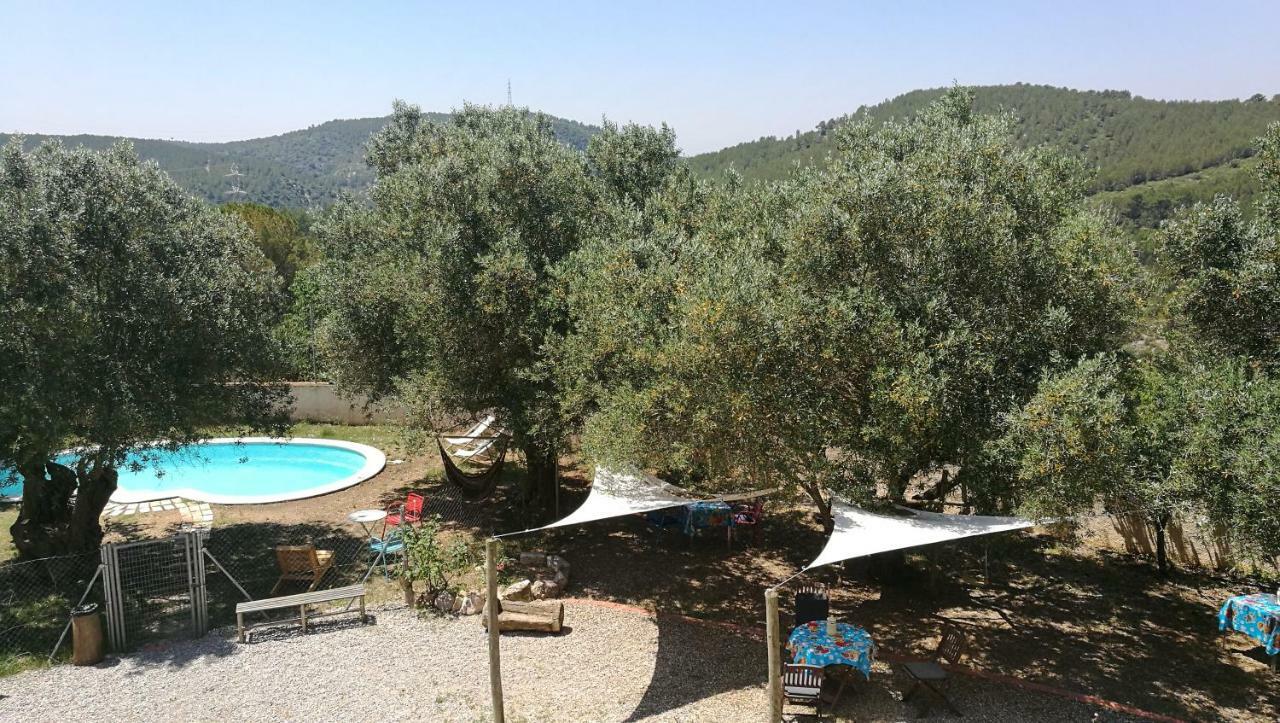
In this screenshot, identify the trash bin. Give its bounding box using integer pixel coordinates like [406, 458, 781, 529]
[71, 603, 105, 666]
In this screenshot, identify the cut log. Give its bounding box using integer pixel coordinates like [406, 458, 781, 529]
[482, 599, 564, 633]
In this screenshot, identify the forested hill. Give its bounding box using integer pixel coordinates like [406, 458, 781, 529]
[689, 85, 1280, 226]
[0, 113, 599, 208]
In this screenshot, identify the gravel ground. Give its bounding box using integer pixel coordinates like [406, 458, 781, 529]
[2, 599, 1146, 722]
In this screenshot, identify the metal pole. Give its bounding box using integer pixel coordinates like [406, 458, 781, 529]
[486, 538, 505, 723]
[765, 587, 783, 722]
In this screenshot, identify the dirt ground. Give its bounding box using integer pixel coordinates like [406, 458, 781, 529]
[77, 425, 1280, 721]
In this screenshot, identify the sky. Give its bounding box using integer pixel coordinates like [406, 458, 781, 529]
[2, 1, 1278, 155]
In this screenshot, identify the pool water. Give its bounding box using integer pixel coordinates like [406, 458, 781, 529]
[0, 438, 385, 505]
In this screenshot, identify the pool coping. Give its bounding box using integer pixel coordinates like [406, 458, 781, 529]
[2, 437, 386, 506]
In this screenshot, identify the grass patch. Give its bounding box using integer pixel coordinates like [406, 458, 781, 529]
[286, 422, 407, 453]
[0, 504, 17, 563]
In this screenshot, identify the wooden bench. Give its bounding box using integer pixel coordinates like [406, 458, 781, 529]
[236, 584, 367, 643]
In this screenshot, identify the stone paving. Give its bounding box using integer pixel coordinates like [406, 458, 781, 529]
[102, 497, 214, 529]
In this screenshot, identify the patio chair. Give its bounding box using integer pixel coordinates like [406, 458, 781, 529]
[782, 663, 826, 719]
[271, 544, 335, 595]
[384, 492, 425, 530]
[794, 584, 830, 627]
[901, 624, 969, 716]
[732, 499, 765, 545]
[366, 530, 406, 580]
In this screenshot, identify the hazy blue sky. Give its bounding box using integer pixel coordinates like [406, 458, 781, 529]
[2, 1, 1277, 154]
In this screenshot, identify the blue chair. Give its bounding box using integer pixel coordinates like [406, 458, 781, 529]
[366, 531, 406, 580]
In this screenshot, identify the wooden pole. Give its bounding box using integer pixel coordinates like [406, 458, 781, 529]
[486, 538, 505, 723]
[765, 587, 782, 722]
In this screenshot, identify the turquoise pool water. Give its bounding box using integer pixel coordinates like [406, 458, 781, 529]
[0, 438, 385, 504]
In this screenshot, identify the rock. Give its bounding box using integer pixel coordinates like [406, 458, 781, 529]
[458, 592, 485, 615]
[501, 579, 532, 601]
[519, 551, 547, 566]
[434, 591, 454, 612]
[451, 594, 464, 613]
[530, 579, 560, 599]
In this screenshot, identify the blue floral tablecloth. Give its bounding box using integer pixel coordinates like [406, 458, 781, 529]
[787, 620, 876, 679]
[1219, 593, 1280, 656]
[682, 501, 734, 536]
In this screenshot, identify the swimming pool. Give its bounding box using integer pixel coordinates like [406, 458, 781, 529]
[0, 438, 386, 505]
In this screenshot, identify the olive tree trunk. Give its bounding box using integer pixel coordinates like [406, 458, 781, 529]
[9, 461, 117, 559]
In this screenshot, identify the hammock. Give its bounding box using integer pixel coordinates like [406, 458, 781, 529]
[438, 437, 508, 500]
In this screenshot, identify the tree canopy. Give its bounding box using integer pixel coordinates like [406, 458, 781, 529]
[564, 89, 1137, 528]
[0, 139, 289, 557]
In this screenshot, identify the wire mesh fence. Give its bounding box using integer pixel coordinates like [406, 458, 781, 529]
[203, 523, 391, 630]
[0, 551, 101, 672]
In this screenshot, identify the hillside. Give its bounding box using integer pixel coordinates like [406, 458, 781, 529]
[0, 113, 599, 208]
[690, 85, 1280, 228]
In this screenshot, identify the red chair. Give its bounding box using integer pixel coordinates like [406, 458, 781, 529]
[384, 492, 425, 530]
[732, 499, 765, 545]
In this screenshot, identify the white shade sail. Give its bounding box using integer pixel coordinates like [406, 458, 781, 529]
[500, 467, 768, 536]
[804, 499, 1037, 571]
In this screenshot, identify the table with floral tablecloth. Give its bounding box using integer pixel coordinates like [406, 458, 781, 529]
[682, 501, 734, 536]
[1219, 593, 1280, 656]
[787, 620, 876, 679]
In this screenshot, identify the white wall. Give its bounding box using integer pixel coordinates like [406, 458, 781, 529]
[287, 382, 406, 425]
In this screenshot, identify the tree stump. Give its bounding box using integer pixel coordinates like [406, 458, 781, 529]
[481, 599, 564, 633]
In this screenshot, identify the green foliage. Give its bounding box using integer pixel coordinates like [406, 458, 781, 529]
[565, 90, 1136, 522]
[0, 139, 290, 556]
[397, 515, 475, 595]
[1159, 123, 1280, 370]
[313, 104, 597, 463]
[0, 114, 600, 209]
[220, 202, 317, 286]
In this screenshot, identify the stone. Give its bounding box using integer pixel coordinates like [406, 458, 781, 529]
[434, 591, 454, 613]
[519, 551, 547, 566]
[451, 593, 464, 613]
[458, 592, 485, 615]
[501, 579, 532, 601]
[530, 579, 561, 599]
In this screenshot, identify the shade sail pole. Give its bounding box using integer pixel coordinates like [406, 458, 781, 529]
[486, 538, 505, 723]
[765, 587, 783, 722]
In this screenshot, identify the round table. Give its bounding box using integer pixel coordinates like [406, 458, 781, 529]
[787, 620, 876, 680]
[348, 508, 386, 538]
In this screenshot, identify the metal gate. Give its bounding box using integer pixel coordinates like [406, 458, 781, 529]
[100, 531, 207, 651]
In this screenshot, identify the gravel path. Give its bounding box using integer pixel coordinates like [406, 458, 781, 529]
[2, 600, 1146, 722]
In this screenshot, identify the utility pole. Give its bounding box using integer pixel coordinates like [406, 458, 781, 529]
[507, 79, 512, 106]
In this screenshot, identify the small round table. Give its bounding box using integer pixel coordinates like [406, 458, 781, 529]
[347, 508, 387, 538]
[787, 620, 876, 680]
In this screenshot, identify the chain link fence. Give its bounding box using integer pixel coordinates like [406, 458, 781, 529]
[0, 551, 101, 672]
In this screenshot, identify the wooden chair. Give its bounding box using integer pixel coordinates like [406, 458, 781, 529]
[901, 625, 969, 716]
[782, 663, 826, 719]
[271, 545, 335, 595]
[794, 584, 830, 627]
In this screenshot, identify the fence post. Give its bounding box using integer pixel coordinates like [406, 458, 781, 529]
[486, 538, 505, 723]
[765, 587, 782, 722]
[100, 542, 124, 651]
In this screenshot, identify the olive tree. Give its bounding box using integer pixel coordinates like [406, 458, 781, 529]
[565, 90, 1136, 529]
[313, 104, 682, 510]
[0, 140, 289, 558]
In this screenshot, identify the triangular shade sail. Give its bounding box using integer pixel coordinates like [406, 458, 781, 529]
[804, 499, 1037, 571]
[500, 467, 768, 536]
